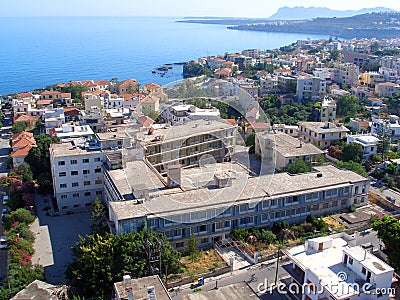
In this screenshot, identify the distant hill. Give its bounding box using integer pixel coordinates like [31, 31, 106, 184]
[268, 6, 396, 20]
[230, 12, 400, 40]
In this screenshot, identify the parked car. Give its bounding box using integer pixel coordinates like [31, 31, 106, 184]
[1, 208, 7, 223]
[0, 236, 7, 249]
[2, 195, 8, 205]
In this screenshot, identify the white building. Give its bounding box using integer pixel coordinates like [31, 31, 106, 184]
[284, 236, 394, 300]
[347, 134, 379, 159]
[44, 108, 65, 134]
[51, 124, 94, 140]
[50, 142, 105, 211]
[166, 104, 220, 125]
[255, 132, 324, 170]
[320, 97, 336, 123]
[371, 115, 400, 141]
[298, 122, 350, 149]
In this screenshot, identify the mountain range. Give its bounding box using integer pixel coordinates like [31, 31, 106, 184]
[268, 6, 396, 20]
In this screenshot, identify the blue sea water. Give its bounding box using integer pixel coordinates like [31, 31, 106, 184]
[0, 16, 326, 95]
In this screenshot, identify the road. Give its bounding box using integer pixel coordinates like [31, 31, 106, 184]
[0, 110, 12, 279]
[171, 258, 289, 300]
[370, 179, 400, 209]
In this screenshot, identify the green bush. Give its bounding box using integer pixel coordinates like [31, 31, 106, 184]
[231, 228, 249, 242]
[4, 208, 35, 230]
[349, 205, 356, 213]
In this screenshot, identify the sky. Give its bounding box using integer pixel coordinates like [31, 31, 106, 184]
[1, 0, 400, 18]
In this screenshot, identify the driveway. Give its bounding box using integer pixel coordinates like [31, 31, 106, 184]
[31, 193, 93, 284]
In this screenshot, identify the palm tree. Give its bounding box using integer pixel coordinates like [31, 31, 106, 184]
[274, 241, 285, 286]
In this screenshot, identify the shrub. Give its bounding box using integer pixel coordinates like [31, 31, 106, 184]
[4, 208, 35, 230]
[349, 205, 356, 213]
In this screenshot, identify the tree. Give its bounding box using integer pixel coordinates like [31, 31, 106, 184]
[372, 216, 400, 269]
[231, 228, 249, 242]
[259, 229, 276, 244]
[336, 95, 360, 118]
[66, 228, 181, 299]
[341, 142, 363, 163]
[330, 49, 341, 61]
[11, 122, 26, 134]
[336, 161, 367, 177]
[184, 234, 199, 262]
[376, 124, 390, 161]
[272, 221, 289, 234]
[245, 133, 255, 147]
[4, 208, 35, 230]
[24, 134, 59, 194]
[385, 162, 398, 175]
[14, 163, 33, 181]
[286, 158, 311, 174]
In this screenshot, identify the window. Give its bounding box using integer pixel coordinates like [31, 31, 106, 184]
[59, 172, 66, 177]
[83, 170, 90, 174]
[73, 204, 80, 208]
[199, 225, 206, 232]
[95, 179, 102, 185]
[60, 183, 67, 188]
[96, 191, 103, 195]
[82, 158, 89, 163]
[94, 157, 101, 162]
[72, 182, 79, 187]
[61, 205, 69, 209]
[95, 168, 101, 173]
[70, 160, 77, 164]
[84, 192, 91, 197]
[362, 267, 366, 275]
[73, 193, 79, 198]
[58, 161, 65, 166]
[85, 202, 92, 206]
[348, 257, 354, 265]
[71, 171, 78, 176]
[200, 238, 208, 244]
[61, 195, 67, 199]
[84, 181, 91, 186]
[271, 199, 277, 206]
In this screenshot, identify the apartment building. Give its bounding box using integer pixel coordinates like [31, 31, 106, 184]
[49, 142, 105, 211]
[320, 97, 336, 123]
[298, 122, 350, 149]
[379, 67, 398, 83]
[44, 108, 65, 134]
[371, 115, 400, 141]
[359, 71, 385, 88]
[104, 162, 369, 249]
[139, 120, 237, 174]
[332, 63, 360, 86]
[374, 82, 400, 98]
[284, 236, 394, 300]
[255, 132, 323, 170]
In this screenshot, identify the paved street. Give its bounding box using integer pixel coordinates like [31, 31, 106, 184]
[370, 179, 400, 208]
[171, 259, 289, 300]
[32, 193, 93, 284]
[0, 110, 12, 278]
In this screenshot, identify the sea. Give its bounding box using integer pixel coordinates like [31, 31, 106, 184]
[0, 16, 326, 95]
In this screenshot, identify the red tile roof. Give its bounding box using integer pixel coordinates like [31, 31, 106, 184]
[12, 131, 33, 141]
[36, 100, 53, 106]
[138, 116, 155, 127]
[94, 80, 109, 85]
[11, 145, 33, 157]
[220, 119, 237, 126]
[40, 90, 61, 95]
[13, 115, 39, 123]
[140, 95, 159, 104]
[119, 79, 139, 87]
[61, 93, 71, 98]
[17, 92, 34, 98]
[12, 137, 36, 149]
[144, 83, 161, 89]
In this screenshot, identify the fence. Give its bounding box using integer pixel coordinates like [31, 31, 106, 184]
[167, 265, 231, 288]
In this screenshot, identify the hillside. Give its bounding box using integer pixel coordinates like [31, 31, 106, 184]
[229, 12, 400, 39]
[268, 6, 395, 20]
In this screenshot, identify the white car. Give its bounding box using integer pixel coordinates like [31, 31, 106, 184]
[0, 236, 7, 249]
[2, 195, 8, 205]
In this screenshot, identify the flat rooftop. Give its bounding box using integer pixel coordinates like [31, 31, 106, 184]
[260, 132, 323, 158]
[96, 128, 131, 141]
[108, 163, 368, 221]
[50, 141, 102, 158]
[183, 281, 259, 300]
[140, 119, 236, 143]
[285, 237, 393, 298]
[114, 275, 171, 300]
[298, 122, 350, 133]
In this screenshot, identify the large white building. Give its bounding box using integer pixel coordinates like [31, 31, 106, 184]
[49, 142, 106, 211]
[371, 115, 400, 142]
[320, 97, 336, 123]
[284, 236, 394, 300]
[298, 122, 350, 149]
[347, 134, 380, 159]
[165, 104, 220, 125]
